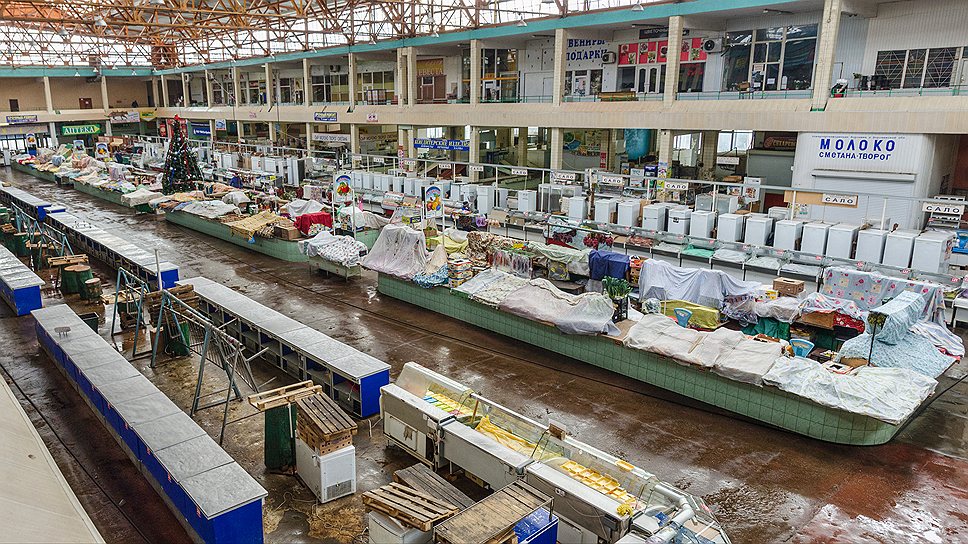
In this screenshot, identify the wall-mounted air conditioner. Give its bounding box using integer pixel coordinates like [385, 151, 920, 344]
[602, 51, 617, 64]
[702, 38, 724, 53]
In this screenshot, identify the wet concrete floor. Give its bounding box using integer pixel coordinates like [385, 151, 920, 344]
[1, 167, 966, 543]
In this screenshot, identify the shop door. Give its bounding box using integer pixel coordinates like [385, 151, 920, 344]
[636, 65, 667, 94]
[8, 99, 19, 112]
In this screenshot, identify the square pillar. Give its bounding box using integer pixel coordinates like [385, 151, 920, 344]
[552, 29, 568, 106]
[181, 73, 189, 106]
[43, 76, 53, 112]
[517, 127, 529, 167]
[151, 78, 160, 108]
[306, 122, 313, 150]
[406, 47, 417, 106]
[657, 129, 674, 177]
[302, 58, 312, 107]
[48, 121, 58, 146]
[396, 48, 407, 106]
[161, 75, 169, 107]
[468, 126, 481, 181]
[100, 76, 110, 110]
[348, 53, 358, 107]
[550, 128, 563, 170]
[231, 67, 240, 106]
[268, 122, 276, 142]
[812, 0, 843, 110]
[264, 63, 272, 106]
[700, 130, 719, 174]
[238, 121, 244, 143]
[204, 70, 214, 106]
[209, 119, 217, 144]
[470, 40, 481, 104]
[663, 16, 684, 105]
[349, 124, 360, 155]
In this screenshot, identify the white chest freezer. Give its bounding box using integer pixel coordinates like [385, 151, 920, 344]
[376, 174, 391, 192]
[477, 188, 495, 214]
[295, 441, 356, 504]
[690, 210, 717, 238]
[403, 177, 415, 195]
[461, 184, 479, 203]
[668, 207, 691, 235]
[912, 231, 954, 274]
[801, 222, 832, 255]
[715, 194, 740, 215]
[496, 188, 509, 208]
[594, 199, 618, 224]
[517, 190, 537, 213]
[883, 229, 919, 268]
[392, 176, 406, 193]
[566, 195, 587, 220]
[368, 511, 431, 544]
[717, 213, 746, 242]
[642, 203, 668, 231]
[855, 229, 889, 264]
[827, 223, 860, 259]
[251, 155, 264, 172]
[768, 206, 791, 221]
[450, 182, 464, 200]
[744, 216, 774, 246]
[617, 200, 640, 227]
[774, 220, 804, 251]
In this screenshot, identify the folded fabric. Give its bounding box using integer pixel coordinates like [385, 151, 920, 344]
[762, 357, 937, 424]
[294, 211, 333, 235]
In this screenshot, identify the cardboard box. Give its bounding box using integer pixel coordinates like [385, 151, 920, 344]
[274, 225, 301, 240]
[773, 277, 805, 296]
[798, 311, 835, 329]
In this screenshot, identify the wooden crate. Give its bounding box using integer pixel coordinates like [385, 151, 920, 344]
[295, 393, 357, 453]
[394, 464, 475, 510]
[434, 481, 550, 544]
[363, 482, 459, 532]
[247, 381, 321, 411]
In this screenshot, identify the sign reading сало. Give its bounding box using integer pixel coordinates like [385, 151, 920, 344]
[821, 193, 859, 207]
[62, 124, 101, 136]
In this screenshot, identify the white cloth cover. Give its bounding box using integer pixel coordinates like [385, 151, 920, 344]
[639, 259, 761, 308]
[762, 357, 937, 424]
[286, 198, 324, 217]
[298, 231, 367, 267]
[454, 269, 508, 297]
[498, 279, 620, 336]
[177, 200, 239, 219]
[120, 187, 162, 207]
[222, 191, 251, 206]
[361, 224, 429, 279]
[679, 327, 746, 368]
[712, 338, 783, 385]
[754, 297, 802, 323]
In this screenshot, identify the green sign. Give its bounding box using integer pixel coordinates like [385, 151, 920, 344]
[61, 124, 101, 136]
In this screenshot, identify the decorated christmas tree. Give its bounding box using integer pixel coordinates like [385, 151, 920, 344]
[161, 116, 202, 195]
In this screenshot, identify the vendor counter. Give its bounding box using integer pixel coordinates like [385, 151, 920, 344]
[72, 182, 153, 213]
[377, 273, 916, 445]
[165, 209, 308, 262]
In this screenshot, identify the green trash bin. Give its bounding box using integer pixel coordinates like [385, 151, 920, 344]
[12, 233, 28, 257]
[166, 322, 191, 356]
[264, 404, 297, 471]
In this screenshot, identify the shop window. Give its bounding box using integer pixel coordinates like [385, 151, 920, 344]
[723, 25, 817, 91]
[875, 47, 961, 89]
[782, 39, 817, 90]
[618, 67, 636, 91]
[723, 44, 751, 90]
[874, 50, 906, 88]
[679, 63, 705, 92]
[924, 48, 958, 88]
[903, 49, 927, 88]
[565, 71, 573, 95]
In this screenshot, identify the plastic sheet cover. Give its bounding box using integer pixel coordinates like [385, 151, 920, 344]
[763, 357, 937, 424]
[639, 259, 761, 308]
[755, 297, 801, 323]
[361, 224, 429, 279]
[286, 198, 324, 217]
[175, 200, 239, 219]
[298, 231, 367, 267]
[799, 292, 866, 321]
[120, 187, 162, 207]
[499, 279, 620, 336]
[222, 191, 251, 206]
[838, 292, 956, 378]
[713, 337, 783, 385]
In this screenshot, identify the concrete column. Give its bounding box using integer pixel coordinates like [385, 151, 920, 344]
[603, 129, 614, 172]
[470, 40, 481, 104]
[237, 121, 244, 143]
[550, 128, 563, 170]
[160, 75, 169, 107]
[306, 122, 313, 150]
[231, 67, 240, 106]
[48, 121, 58, 146]
[812, 0, 843, 111]
[348, 53, 358, 107]
[468, 126, 480, 181]
[264, 63, 272, 106]
[43, 76, 53, 112]
[302, 58, 312, 107]
[552, 29, 568, 106]
[657, 129, 674, 176]
[181, 73, 189, 106]
[517, 127, 529, 167]
[100, 76, 110, 110]
[349, 124, 360, 155]
[700, 130, 719, 174]
[406, 47, 417, 106]
[663, 16, 684, 105]
[204, 70, 213, 106]
[268, 122, 276, 143]
[404, 128, 416, 158]
[396, 48, 407, 106]
[151, 78, 160, 108]
[209, 119, 216, 145]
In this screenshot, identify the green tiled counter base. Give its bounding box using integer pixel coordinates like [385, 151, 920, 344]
[165, 210, 308, 262]
[377, 273, 904, 446]
[12, 162, 57, 182]
[73, 182, 127, 206]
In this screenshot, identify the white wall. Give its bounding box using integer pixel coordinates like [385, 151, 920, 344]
[833, 15, 870, 81]
[861, 0, 968, 75]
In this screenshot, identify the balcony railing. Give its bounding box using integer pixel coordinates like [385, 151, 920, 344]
[676, 89, 812, 100]
[836, 86, 968, 98]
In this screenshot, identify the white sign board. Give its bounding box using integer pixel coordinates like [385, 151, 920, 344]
[312, 132, 352, 143]
[470, 164, 485, 172]
[372, 157, 386, 165]
[923, 202, 966, 215]
[804, 133, 908, 172]
[664, 181, 689, 191]
[552, 171, 577, 182]
[511, 167, 527, 176]
[717, 156, 741, 166]
[822, 193, 859, 207]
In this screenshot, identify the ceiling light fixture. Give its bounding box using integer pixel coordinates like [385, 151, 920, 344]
[516, 17, 528, 27]
[631, 2, 645, 11]
[73, 69, 80, 77]
[762, 8, 792, 15]
[131, 69, 138, 75]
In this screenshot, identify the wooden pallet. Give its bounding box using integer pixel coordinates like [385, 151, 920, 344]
[247, 380, 321, 411]
[362, 482, 459, 532]
[434, 481, 551, 544]
[48, 254, 88, 268]
[394, 464, 475, 510]
[295, 393, 357, 453]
